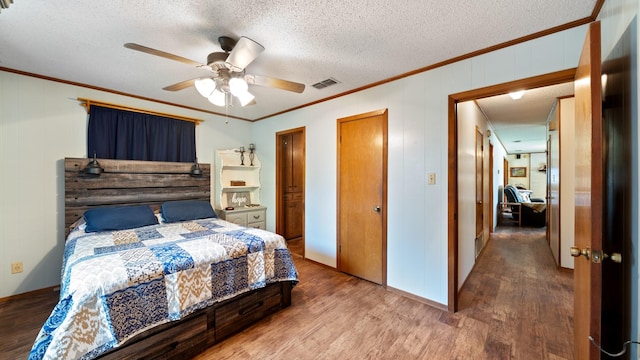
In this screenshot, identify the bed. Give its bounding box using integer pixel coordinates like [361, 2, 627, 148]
[29, 158, 298, 360]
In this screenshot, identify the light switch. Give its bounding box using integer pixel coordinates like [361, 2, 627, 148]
[427, 172, 436, 185]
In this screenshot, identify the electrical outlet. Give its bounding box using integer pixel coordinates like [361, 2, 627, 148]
[11, 262, 23, 274]
[427, 173, 436, 185]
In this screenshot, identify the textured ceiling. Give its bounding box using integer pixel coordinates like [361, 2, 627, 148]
[0, 1, 595, 133]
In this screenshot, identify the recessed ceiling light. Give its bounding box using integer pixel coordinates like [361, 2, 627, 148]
[509, 90, 525, 100]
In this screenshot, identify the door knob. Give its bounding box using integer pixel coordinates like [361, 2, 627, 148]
[570, 246, 591, 260]
[609, 252, 622, 263]
[570, 246, 622, 263]
[373, 205, 381, 213]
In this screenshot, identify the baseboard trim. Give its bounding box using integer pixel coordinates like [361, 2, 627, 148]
[387, 286, 448, 312]
[302, 257, 338, 272]
[0, 285, 60, 303]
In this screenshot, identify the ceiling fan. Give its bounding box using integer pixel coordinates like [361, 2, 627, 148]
[124, 36, 305, 107]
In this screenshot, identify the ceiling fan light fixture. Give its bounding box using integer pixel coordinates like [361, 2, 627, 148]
[229, 77, 249, 96]
[195, 78, 216, 98]
[509, 90, 525, 100]
[237, 91, 255, 107]
[224, 37, 265, 72]
[208, 88, 226, 106]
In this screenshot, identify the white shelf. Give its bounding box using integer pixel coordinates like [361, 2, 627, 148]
[215, 149, 262, 210]
[222, 165, 259, 170]
[221, 186, 259, 192]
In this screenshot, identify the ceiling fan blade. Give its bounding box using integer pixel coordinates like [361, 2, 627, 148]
[163, 78, 198, 91]
[225, 37, 265, 72]
[246, 74, 305, 93]
[124, 43, 206, 68]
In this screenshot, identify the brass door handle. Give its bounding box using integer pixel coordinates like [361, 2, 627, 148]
[570, 246, 591, 260]
[570, 246, 621, 263]
[373, 205, 381, 213]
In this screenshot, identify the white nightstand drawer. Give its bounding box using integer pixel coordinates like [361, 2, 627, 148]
[224, 213, 247, 226]
[247, 210, 265, 223]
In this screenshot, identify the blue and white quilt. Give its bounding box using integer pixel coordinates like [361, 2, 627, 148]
[29, 218, 298, 360]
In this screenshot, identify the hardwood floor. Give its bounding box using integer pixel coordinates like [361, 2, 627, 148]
[1, 225, 573, 359]
[0, 286, 59, 359]
[287, 238, 304, 258]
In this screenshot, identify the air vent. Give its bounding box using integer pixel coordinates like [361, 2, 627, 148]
[312, 78, 340, 90]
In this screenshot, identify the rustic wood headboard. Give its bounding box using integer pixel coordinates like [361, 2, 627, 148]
[64, 157, 211, 231]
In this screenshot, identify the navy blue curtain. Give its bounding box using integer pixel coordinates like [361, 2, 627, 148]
[87, 106, 196, 162]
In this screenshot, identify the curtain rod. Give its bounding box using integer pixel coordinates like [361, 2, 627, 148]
[77, 98, 203, 125]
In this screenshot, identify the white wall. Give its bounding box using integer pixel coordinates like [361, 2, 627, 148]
[559, 97, 576, 269]
[0, 70, 253, 298]
[506, 154, 531, 188]
[254, 25, 588, 305]
[598, 0, 639, 357]
[529, 152, 547, 199]
[457, 101, 487, 287]
[490, 130, 508, 229]
[548, 101, 561, 265]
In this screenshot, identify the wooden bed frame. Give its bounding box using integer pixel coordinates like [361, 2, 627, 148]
[64, 158, 294, 359]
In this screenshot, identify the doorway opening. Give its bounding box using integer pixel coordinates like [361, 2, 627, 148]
[447, 69, 576, 312]
[276, 127, 306, 258]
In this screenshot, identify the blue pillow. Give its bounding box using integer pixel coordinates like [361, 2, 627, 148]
[84, 205, 158, 233]
[161, 200, 217, 223]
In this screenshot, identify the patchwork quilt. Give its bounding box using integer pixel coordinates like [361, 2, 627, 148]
[29, 218, 298, 360]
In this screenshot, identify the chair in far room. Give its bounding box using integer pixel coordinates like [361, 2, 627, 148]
[503, 185, 546, 227]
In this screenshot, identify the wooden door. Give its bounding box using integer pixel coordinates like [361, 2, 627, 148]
[573, 21, 602, 359]
[282, 131, 304, 193]
[475, 128, 483, 238]
[276, 128, 305, 244]
[337, 109, 387, 285]
[503, 158, 508, 189]
[574, 20, 631, 359]
[282, 134, 294, 190]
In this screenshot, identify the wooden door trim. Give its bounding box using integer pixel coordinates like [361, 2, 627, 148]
[447, 68, 576, 312]
[275, 127, 306, 251]
[337, 108, 388, 286]
[475, 126, 484, 239]
[489, 142, 494, 233]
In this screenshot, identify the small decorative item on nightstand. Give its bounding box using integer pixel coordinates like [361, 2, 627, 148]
[227, 192, 250, 207]
[249, 143, 256, 166]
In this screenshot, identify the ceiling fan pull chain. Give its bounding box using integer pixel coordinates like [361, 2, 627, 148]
[225, 93, 230, 124]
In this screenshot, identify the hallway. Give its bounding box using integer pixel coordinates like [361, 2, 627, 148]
[457, 225, 574, 358]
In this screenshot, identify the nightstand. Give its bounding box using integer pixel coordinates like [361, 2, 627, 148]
[218, 206, 266, 229]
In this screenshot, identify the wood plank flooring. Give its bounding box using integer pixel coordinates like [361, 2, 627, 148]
[0, 225, 573, 359]
[287, 238, 304, 258]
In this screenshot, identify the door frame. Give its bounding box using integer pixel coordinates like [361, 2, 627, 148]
[447, 69, 577, 311]
[336, 109, 388, 286]
[275, 126, 306, 254]
[489, 142, 494, 233]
